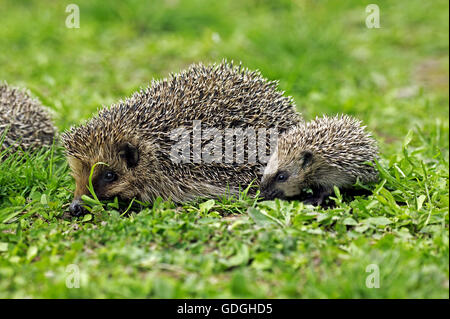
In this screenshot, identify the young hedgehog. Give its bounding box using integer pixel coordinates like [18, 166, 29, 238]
[0, 83, 56, 155]
[62, 62, 302, 216]
[260, 115, 379, 205]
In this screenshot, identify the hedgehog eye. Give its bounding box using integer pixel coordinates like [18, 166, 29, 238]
[276, 172, 288, 182]
[103, 171, 117, 183]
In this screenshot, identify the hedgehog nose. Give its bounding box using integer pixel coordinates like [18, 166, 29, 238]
[262, 192, 274, 200]
[260, 189, 273, 200]
[69, 199, 86, 216]
[261, 188, 282, 200]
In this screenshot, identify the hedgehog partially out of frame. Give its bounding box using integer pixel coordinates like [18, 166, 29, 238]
[0, 83, 56, 155]
[62, 62, 303, 216]
[260, 115, 379, 205]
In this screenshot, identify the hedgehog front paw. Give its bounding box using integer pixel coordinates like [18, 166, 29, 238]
[303, 196, 322, 206]
[302, 190, 331, 206]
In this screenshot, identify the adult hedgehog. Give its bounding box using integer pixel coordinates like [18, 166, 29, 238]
[0, 83, 56, 155]
[62, 62, 302, 215]
[260, 115, 379, 205]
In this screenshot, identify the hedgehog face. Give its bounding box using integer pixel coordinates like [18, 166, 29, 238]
[260, 149, 318, 200]
[65, 141, 146, 216]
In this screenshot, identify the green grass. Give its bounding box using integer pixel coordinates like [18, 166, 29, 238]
[0, 0, 448, 298]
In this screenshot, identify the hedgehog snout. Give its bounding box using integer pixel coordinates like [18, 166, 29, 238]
[69, 198, 87, 217]
[260, 186, 285, 200]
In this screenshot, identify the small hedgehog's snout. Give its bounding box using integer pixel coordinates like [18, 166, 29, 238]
[69, 198, 87, 217]
[261, 191, 273, 200]
[260, 187, 284, 201]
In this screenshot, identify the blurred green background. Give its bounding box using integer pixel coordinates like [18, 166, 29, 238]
[0, 0, 448, 298]
[1, 0, 448, 148]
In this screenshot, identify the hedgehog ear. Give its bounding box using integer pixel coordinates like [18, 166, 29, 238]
[118, 142, 139, 168]
[300, 151, 313, 168]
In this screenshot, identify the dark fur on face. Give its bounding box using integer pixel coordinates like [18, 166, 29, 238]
[66, 140, 148, 205]
[260, 149, 337, 205]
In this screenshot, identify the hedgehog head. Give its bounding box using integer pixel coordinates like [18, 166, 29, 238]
[260, 143, 329, 201]
[260, 115, 378, 205]
[62, 106, 160, 215]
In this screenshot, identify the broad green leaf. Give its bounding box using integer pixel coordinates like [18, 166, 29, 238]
[416, 195, 426, 210]
[342, 217, 358, 226]
[26, 246, 38, 262]
[199, 199, 215, 213]
[366, 216, 393, 226]
[0, 242, 8, 252]
[247, 208, 282, 227]
[82, 214, 93, 222]
[225, 245, 249, 267]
